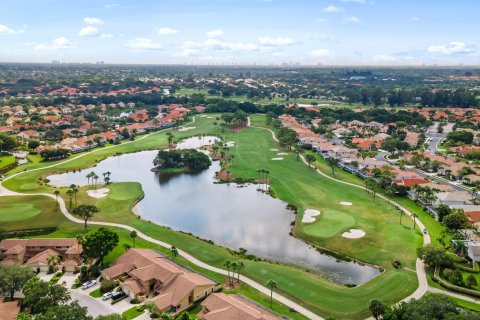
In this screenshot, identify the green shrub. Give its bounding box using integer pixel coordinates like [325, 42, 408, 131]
[100, 279, 116, 293]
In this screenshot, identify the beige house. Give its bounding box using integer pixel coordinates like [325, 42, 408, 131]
[0, 238, 83, 272]
[199, 293, 283, 320]
[102, 249, 220, 314]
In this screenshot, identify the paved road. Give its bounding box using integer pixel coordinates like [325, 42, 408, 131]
[425, 122, 453, 154]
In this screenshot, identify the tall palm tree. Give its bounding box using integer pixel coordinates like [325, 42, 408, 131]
[93, 173, 99, 189]
[223, 261, 232, 287]
[72, 185, 79, 206]
[412, 213, 417, 229]
[230, 261, 238, 287]
[236, 261, 245, 283]
[130, 230, 137, 248]
[266, 279, 277, 308]
[66, 189, 73, 208]
[86, 173, 91, 188]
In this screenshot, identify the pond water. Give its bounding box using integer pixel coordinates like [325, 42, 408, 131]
[48, 136, 380, 285]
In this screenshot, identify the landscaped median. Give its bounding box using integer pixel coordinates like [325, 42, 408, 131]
[1, 114, 424, 319]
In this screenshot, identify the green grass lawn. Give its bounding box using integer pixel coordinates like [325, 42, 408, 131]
[89, 289, 102, 298]
[0, 196, 62, 230]
[1, 114, 423, 319]
[0, 155, 16, 172]
[122, 306, 144, 320]
[447, 295, 480, 312]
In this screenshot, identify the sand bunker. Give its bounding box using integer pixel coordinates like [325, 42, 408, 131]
[340, 201, 352, 206]
[270, 148, 279, 151]
[178, 126, 196, 132]
[277, 152, 288, 156]
[342, 229, 365, 239]
[87, 188, 109, 199]
[302, 209, 321, 223]
[271, 157, 284, 161]
[225, 141, 236, 147]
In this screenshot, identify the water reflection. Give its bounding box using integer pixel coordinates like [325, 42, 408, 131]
[48, 136, 380, 284]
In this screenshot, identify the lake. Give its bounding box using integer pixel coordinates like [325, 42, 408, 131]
[48, 136, 380, 284]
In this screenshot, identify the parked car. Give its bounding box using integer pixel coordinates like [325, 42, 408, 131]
[82, 280, 97, 290]
[111, 291, 126, 301]
[423, 228, 428, 234]
[102, 292, 114, 300]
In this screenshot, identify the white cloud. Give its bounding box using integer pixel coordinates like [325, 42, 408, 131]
[204, 38, 258, 51]
[83, 17, 104, 25]
[79, 26, 98, 37]
[258, 36, 295, 46]
[309, 49, 333, 57]
[35, 37, 74, 50]
[373, 54, 397, 62]
[158, 27, 178, 35]
[0, 24, 22, 35]
[206, 29, 223, 38]
[124, 38, 162, 51]
[427, 41, 474, 55]
[99, 33, 114, 39]
[346, 16, 362, 23]
[272, 52, 288, 57]
[324, 5, 344, 13]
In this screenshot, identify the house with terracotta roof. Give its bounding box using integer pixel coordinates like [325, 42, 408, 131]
[0, 238, 82, 272]
[199, 293, 283, 320]
[102, 249, 220, 315]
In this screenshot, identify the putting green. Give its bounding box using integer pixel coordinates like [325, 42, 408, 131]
[19, 182, 40, 191]
[0, 203, 42, 221]
[302, 209, 355, 238]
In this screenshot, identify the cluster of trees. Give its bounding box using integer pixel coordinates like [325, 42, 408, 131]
[276, 127, 298, 150]
[381, 138, 410, 154]
[446, 130, 474, 145]
[39, 148, 69, 160]
[345, 87, 479, 109]
[0, 133, 16, 151]
[220, 111, 248, 131]
[368, 293, 480, 320]
[153, 149, 211, 171]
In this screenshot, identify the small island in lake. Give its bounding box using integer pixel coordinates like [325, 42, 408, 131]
[152, 149, 212, 173]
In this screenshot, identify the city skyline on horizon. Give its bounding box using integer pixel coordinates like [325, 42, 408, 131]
[0, 0, 479, 66]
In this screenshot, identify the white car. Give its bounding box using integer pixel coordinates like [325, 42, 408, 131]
[81, 280, 97, 290]
[102, 292, 114, 300]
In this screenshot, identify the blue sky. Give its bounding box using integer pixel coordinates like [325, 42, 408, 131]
[0, 0, 478, 65]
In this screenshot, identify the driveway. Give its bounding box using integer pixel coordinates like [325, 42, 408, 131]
[69, 282, 133, 317]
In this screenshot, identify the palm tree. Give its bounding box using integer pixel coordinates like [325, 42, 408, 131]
[305, 154, 316, 168]
[266, 279, 277, 309]
[54, 190, 60, 206]
[71, 185, 79, 206]
[223, 261, 232, 287]
[66, 189, 73, 208]
[73, 204, 100, 230]
[231, 261, 238, 287]
[123, 243, 131, 252]
[236, 261, 245, 283]
[167, 132, 174, 148]
[170, 245, 178, 259]
[94, 173, 99, 189]
[412, 213, 417, 229]
[295, 148, 304, 161]
[86, 173, 91, 188]
[130, 230, 137, 248]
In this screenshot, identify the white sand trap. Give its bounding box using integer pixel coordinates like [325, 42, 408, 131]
[199, 115, 207, 118]
[302, 209, 321, 223]
[87, 188, 109, 199]
[340, 201, 352, 206]
[342, 229, 365, 239]
[225, 141, 236, 147]
[270, 148, 279, 151]
[271, 157, 284, 161]
[277, 152, 288, 156]
[178, 126, 196, 132]
[206, 116, 214, 119]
